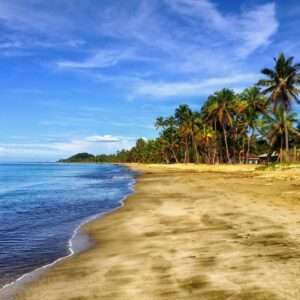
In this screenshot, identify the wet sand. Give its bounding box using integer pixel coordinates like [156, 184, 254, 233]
[17, 164, 300, 300]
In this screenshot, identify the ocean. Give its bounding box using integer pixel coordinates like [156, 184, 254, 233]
[0, 163, 136, 292]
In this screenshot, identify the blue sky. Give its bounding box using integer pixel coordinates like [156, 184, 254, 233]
[0, 0, 300, 161]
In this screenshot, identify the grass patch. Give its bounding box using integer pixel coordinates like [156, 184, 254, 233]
[256, 162, 300, 171]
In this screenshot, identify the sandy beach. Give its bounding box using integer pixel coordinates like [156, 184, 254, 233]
[16, 164, 300, 300]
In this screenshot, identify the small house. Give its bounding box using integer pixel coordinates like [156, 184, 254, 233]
[248, 157, 259, 164]
[258, 152, 278, 164]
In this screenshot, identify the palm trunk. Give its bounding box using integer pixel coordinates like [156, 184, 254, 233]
[246, 133, 253, 164]
[279, 136, 283, 162]
[212, 148, 216, 164]
[233, 127, 237, 164]
[194, 144, 199, 163]
[192, 133, 199, 164]
[213, 120, 218, 164]
[171, 148, 179, 163]
[241, 136, 246, 164]
[184, 138, 189, 163]
[223, 126, 231, 163]
[283, 110, 289, 160]
[164, 153, 170, 164]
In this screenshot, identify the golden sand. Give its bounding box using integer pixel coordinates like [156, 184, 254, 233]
[17, 164, 300, 299]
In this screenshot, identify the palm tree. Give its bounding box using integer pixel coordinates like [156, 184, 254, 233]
[155, 117, 180, 163]
[175, 105, 193, 163]
[239, 87, 268, 162]
[190, 113, 203, 163]
[257, 53, 300, 155]
[155, 117, 166, 131]
[231, 97, 248, 163]
[165, 117, 180, 163]
[195, 125, 216, 163]
[202, 89, 236, 163]
[263, 106, 300, 161]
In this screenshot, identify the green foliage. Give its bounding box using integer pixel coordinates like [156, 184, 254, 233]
[255, 162, 278, 171]
[255, 161, 300, 171]
[59, 53, 300, 165]
[257, 52, 300, 153]
[58, 153, 95, 163]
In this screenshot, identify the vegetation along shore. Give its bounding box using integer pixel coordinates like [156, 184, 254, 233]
[59, 53, 300, 165]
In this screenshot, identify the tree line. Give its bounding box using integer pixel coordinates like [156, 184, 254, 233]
[60, 53, 300, 164]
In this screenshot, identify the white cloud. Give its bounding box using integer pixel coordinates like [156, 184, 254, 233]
[236, 3, 278, 58]
[0, 134, 137, 161]
[165, 0, 229, 31]
[133, 73, 258, 98]
[0, 146, 5, 156]
[165, 0, 278, 58]
[0, 1, 71, 33]
[85, 135, 120, 142]
[57, 50, 134, 69]
[49, 0, 278, 98]
[48, 135, 136, 157]
[0, 0, 279, 100]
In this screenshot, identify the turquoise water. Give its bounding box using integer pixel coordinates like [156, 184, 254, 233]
[0, 163, 135, 289]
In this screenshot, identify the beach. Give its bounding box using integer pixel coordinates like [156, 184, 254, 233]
[16, 164, 300, 300]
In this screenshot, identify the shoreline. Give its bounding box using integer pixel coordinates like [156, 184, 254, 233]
[0, 167, 137, 300]
[0, 213, 101, 300]
[11, 164, 300, 299]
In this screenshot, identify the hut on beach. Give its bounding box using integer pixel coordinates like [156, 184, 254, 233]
[247, 152, 278, 164]
[258, 152, 278, 164]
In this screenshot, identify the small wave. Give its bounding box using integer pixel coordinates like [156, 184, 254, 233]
[0, 175, 136, 299]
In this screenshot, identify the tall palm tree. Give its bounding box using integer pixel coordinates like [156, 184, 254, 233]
[239, 87, 268, 162]
[189, 113, 203, 164]
[263, 106, 300, 161]
[162, 120, 180, 163]
[175, 105, 193, 163]
[202, 89, 236, 163]
[257, 53, 300, 154]
[155, 117, 179, 163]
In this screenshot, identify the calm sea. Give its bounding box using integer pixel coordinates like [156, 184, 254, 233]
[0, 163, 136, 290]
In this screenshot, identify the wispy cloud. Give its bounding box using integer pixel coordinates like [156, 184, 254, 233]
[57, 50, 135, 69]
[0, 0, 279, 98]
[53, 0, 278, 97]
[165, 1, 278, 58]
[0, 134, 137, 161]
[236, 3, 278, 58]
[0, 1, 72, 33]
[132, 73, 258, 98]
[0, 147, 5, 155]
[85, 135, 120, 142]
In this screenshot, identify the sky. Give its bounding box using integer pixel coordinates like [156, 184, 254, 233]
[0, 0, 300, 162]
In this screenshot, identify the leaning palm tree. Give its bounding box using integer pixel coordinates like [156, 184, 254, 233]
[257, 53, 300, 155]
[263, 106, 300, 161]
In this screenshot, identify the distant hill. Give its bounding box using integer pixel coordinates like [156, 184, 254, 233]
[58, 153, 95, 163]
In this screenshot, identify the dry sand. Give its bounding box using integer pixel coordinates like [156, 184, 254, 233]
[17, 164, 300, 300]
